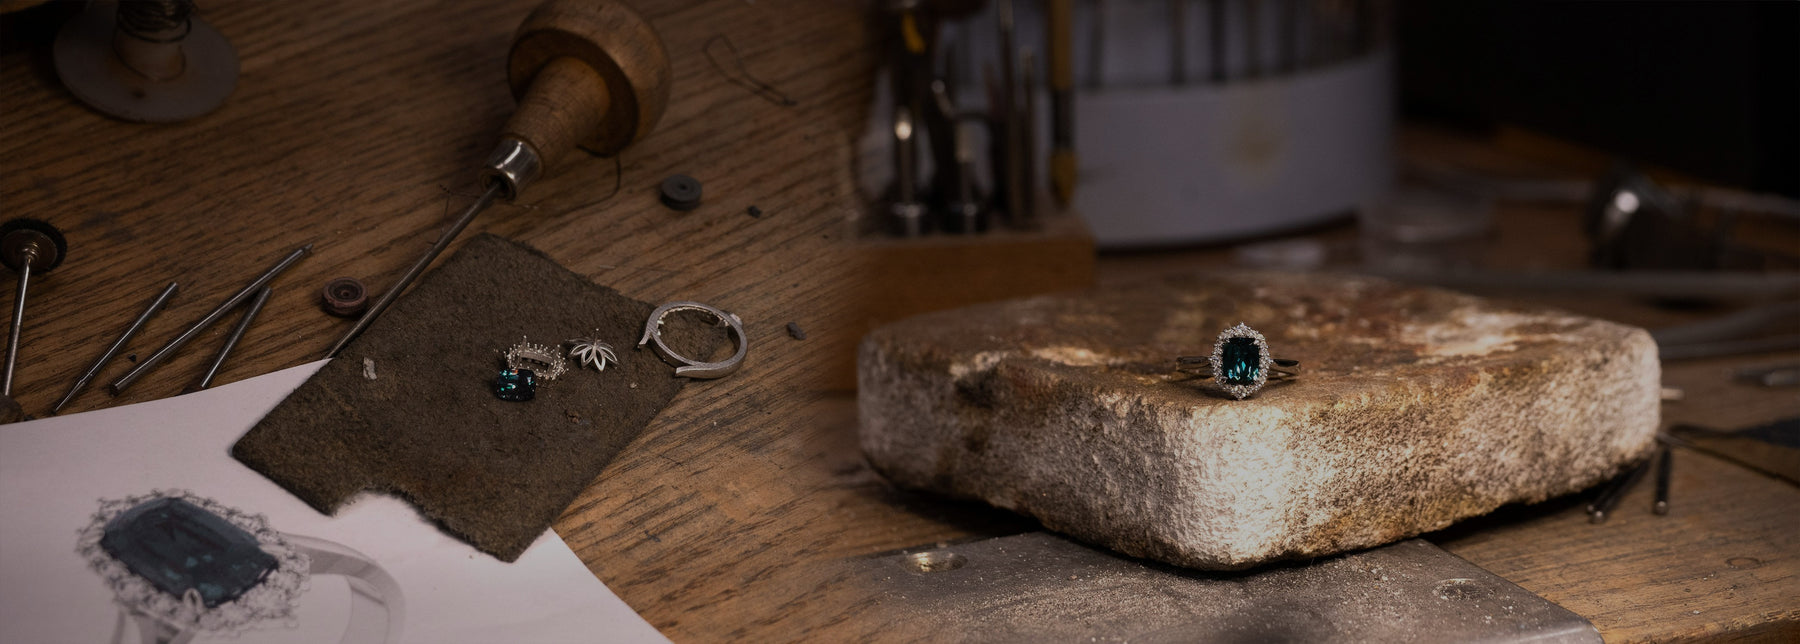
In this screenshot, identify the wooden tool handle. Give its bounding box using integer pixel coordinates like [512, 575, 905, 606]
[500, 56, 611, 173]
[507, 0, 671, 159]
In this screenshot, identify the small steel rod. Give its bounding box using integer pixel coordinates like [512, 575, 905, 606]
[51, 281, 178, 413]
[1653, 444, 1672, 515]
[110, 244, 310, 394]
[194, 285, 269, 390]
[4, 258, 31, 396]
[326, 182, 503, 359]
[1589, 459, 1650, 524]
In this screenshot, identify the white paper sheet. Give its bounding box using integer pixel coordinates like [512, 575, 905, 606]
[0, 360, 668, 644]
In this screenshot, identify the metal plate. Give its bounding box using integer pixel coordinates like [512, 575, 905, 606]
[862, 533, 1599, 643]
[52, 6, 238, 123]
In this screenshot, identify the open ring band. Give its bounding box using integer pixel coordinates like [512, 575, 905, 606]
[637, 301, 748, 379]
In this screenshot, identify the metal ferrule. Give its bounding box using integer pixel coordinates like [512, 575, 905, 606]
[479, 137, 541, 201]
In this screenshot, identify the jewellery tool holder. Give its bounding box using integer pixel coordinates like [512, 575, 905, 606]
[234, 234, 723, 561]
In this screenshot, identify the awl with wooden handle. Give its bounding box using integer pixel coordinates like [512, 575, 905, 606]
[327, 0, 671, 358]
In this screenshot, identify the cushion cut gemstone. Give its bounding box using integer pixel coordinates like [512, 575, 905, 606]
[98, 498, 278, 608]
[1219, 337, 1263, 385]
[493, 368, 536, 402]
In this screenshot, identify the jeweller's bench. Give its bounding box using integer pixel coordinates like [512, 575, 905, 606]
[0, 0, 1794, 640]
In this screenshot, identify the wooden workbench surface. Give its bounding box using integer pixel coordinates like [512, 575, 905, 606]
[2, 1, 1795, 641]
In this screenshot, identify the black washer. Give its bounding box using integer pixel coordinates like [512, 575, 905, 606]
[660, 174, 703, 211]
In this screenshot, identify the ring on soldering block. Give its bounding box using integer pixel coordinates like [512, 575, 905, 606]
[637, 301, 747, 379]
[505, 339, 567, 381]
[1174, 323, 1300, 400]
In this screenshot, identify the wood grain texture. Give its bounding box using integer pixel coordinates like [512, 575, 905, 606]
[2, 3, 1796, 643]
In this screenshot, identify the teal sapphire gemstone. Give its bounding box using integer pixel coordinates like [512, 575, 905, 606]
[98, 498, 278, 608]
[1219, 337, 1263, 385]
[494, 368, 536, 401]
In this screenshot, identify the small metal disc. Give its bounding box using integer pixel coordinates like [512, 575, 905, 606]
[0, 218, 67, 274]
[659, 174, 703, 211]
[52, 6, 239, 123]
[320, 277, 369, 318]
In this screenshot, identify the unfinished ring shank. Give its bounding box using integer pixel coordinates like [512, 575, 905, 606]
[637, 301, 745, 379]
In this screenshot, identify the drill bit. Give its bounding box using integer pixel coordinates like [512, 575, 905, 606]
[0, 218, 67, 399]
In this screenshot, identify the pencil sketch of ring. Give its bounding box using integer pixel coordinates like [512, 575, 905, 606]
[637, 301, 747, 379]
[505, 338, 567, 381]
[77, 489, 405, 644]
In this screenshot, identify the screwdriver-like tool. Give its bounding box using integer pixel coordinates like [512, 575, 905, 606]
[326, 0, 672, 358]
[0, 218, 68, 411]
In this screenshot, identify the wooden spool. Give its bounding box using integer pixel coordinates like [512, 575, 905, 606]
[501, 0, 672, 174]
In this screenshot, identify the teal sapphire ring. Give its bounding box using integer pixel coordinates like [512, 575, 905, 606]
[1175, 323, 1300, 399]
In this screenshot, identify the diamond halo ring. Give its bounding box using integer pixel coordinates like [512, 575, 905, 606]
[1175, 323, 1300, 399]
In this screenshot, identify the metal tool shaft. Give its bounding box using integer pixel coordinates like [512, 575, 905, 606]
[196, 285, 270, 390]
[52, 281, 178, 413]
[1653, 445, 1672, 515]
[110, 245, 310, 394]
[1589, 459, 1650, 524]
[325, 182, 503, 359]
[4, 258, 30, 396]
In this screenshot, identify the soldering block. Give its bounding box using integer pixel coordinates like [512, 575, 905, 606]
[857, 271, 1660, 570]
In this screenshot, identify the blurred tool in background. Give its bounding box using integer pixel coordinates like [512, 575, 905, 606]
[862, 0, 1394, 245]
[53, 0, 239, 122]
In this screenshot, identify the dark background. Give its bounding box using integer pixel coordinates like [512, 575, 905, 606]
[1398, 1, 1798, 197]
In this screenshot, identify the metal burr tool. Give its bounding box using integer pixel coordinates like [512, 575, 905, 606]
[110, 245, 309, 394]
[889, 105, 929, 237]
[944, 120, 986, 233]
[52, 281, 178, 414]
[1019, 48, 1040, 225]
[1653, 444, 1672, 515]
[0, 219, 69, 399]
[194, 286, 271, 390]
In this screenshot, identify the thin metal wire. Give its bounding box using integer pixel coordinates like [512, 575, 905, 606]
[704, 35, 797, 107]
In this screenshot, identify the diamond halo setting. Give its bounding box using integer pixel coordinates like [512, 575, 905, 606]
[1209, 322, 1274, 400]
